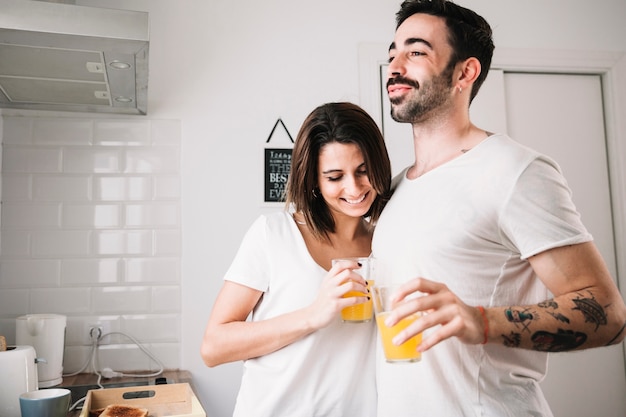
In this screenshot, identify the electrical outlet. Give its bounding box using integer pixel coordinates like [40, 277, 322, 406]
[88, 325, 103, 341]
[87, 322, 110, 344]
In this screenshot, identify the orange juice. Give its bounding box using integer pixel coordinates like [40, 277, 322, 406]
[375, 312, 421, 362]
[341, 280, 374, 322]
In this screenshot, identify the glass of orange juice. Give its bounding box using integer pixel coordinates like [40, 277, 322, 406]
[331, 257, 374, 323]
[372, 284, 422, 362]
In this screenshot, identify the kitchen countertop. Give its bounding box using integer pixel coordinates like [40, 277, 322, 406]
[61, 370, 193, 417]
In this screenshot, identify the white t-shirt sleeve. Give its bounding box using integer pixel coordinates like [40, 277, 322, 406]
[223, 215, 271, 292]
[499, 156, 592, 259]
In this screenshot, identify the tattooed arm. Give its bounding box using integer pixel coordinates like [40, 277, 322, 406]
[493, 241, 626, 351]
[383, 241, 626, 352]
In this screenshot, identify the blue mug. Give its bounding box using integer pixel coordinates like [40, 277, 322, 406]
[19, 388, 71, 417]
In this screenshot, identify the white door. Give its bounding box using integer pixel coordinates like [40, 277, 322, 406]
[379, 67, 626, 416]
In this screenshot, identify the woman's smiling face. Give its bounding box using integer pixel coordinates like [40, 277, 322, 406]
[317, 142, 376, 220]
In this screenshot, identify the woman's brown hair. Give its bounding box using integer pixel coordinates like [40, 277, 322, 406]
[285, 102, 392, 240]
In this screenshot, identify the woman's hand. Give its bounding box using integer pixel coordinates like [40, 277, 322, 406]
[306, 259, 369, 330]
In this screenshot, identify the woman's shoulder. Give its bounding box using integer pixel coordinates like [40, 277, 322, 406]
[247, 211, 296, 237]
[261, 210, 293, 224]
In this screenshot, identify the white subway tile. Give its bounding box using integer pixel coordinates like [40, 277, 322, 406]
[3, 146, 62, 173]
[0, 260, 60, 287]
[62, 345, 94, 374]
[2, 117, 33, 145]
[0, 230, 31, 257]
[65, 317, 92, 346]
[33, 118, 93, 145]
[62, 204, 120, 229]
[0, 289, 30, 315]
[94, 230, 152, 256]
[66, 316, 121, 345]
[94, 120, 150, 146]
[93, 286, 151, 313]
[153, 230, 181, 256]
[0, 319, 17, 345]
[94, 231, 127, 255]
[2, 202, 60, 229]
[61, 259, 121, 285]
[94, 176, 153, 201]
[151, 286, 180, 313]
[127, 176, 153, 200]
[33, 175, 91, 201]
[153, 175, 180, 200]
[30, 287, 91, 314]
[1, 173, 32, 201]
[125, 203, 180, 228]
[1, 117, 183, 364]
[31, 230, 91, 257]
[93, 176, 125, 201]
[63, 148, 121, 173]
[125, 147, 180, 173]
[142, 342, 180, 369]
[126, 258, 179, 284]
[126, 231, 154, 256]
[96, 343, 165, 372]
[122, 314, 180, 342]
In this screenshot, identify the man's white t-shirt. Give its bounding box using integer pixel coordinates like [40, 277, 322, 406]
[373, 134, 591, 417]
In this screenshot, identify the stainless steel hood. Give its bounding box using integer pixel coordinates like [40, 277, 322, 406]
[0, 0, 149, 115]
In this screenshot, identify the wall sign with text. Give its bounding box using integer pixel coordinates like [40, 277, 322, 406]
[264, 118, 294, 203]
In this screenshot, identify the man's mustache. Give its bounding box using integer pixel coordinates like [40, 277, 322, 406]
[387, 76, 420, 90]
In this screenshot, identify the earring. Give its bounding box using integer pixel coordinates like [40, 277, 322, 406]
[312, 188, 319, 198]
[458, 86, 463, 94]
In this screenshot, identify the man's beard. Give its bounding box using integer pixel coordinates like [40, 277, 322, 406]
[388, 65, 455, 123]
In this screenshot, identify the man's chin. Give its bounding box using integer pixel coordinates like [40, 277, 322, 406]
[390, 108, 412, 123]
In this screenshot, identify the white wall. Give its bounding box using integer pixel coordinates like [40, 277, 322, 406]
[2, 1, 626, 416]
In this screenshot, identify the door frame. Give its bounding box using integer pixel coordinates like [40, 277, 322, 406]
[358, 44, 626, 360]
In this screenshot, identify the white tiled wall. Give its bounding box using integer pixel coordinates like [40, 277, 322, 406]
[0, 116, 181, 374]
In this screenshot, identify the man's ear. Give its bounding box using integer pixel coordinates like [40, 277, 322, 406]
[455, 57, 481, 90]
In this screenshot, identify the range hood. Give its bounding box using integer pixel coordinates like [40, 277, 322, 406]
[0, 0, 149, 115]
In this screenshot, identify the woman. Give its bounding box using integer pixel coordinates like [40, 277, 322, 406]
[200, 102, 392, 417]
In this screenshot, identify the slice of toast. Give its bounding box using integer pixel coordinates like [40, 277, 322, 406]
[96, 404, 149, 417]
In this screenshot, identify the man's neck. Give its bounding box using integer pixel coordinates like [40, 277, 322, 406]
[407, 116, 487, 179]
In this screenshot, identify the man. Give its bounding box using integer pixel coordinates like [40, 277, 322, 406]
[371, 1, 626, 416]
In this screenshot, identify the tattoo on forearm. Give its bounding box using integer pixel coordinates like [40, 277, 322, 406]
[531, 329, 587, 352]
[572, 291, 608, 331]
[538, 299, 570, 323]
[504, 308, 534, 333]
[546, 311, 570, 323]
[538, 300, 557, 309]
[502, 292, 613, 350]
[502, 332, 521, 348]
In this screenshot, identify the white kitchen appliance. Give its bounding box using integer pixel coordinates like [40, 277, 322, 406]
[0, 345, 39, 417]
[16, 314, 67, 388]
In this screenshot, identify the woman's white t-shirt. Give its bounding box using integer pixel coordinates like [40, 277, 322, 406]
[225, 211, 377, 417]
